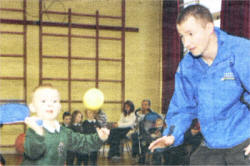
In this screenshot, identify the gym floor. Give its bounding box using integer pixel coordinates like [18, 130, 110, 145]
[2, 152, 139, 166]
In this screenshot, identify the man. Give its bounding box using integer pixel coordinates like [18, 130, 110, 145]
[135, 99, 152, 120]
[149, 4, 250, 165]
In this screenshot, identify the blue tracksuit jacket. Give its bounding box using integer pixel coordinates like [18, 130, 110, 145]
[163, 27, 250, 149]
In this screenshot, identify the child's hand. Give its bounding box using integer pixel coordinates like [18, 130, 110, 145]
[25, 116, 44, 136]
[96, 128, 110, 141]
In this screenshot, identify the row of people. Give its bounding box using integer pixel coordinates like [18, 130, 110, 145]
[62, 110, 98, 166]
[61, 99, 154, 163]
[61, 99, 164, 165]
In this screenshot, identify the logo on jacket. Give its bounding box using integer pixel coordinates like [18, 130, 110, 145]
[57, 142, 65, 156]
[221, 72, 235, 81]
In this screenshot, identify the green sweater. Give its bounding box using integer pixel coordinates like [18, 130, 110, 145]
[22, 126, 103, 165]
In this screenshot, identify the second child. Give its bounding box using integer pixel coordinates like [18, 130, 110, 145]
[81, 109, 99, 165]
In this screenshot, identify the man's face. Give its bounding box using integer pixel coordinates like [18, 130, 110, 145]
[141, 101, 150, 111]
[63, 116, 71, 125]
[31, 88, 61, 121]
[177, 16, 212, 57]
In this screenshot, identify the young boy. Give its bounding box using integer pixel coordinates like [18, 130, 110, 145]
[22, 85, 109, 165]
[61, 111, 71, 127]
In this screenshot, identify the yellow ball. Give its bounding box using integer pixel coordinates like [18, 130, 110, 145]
[83, 88, 104, 110]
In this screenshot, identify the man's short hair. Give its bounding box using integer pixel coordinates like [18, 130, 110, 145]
[176, 4, 213, 26]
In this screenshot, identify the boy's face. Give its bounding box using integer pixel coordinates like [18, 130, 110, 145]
[63, 116, 71, 125]
[86, 110, 95, 119]
[31, 88, 61, 121]
[155, 118, 163, 128]
[177, 16, 213, 57]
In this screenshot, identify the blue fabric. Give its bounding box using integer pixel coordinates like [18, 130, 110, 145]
[142, 112, 162, 134]
[163, 27, 250, 149]
[0, 103, 29, 124]
[144, 112, 162, 122]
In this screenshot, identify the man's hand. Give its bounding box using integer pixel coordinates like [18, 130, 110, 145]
[24, 116, 44, 136]
[148, 135, 175, 152]
[244, 144, 250, 155]
[96, 128, 110, 141]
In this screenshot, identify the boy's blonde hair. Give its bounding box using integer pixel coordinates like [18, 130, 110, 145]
[31, 84, 60, 101]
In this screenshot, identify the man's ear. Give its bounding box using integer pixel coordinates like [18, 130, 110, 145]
[206, 22, 214, 35]
[29, 103, 36, 113]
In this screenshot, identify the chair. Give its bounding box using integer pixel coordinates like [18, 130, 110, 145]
[101, 141, 108, 157]
[100, 137, 131, 159]
[120, 136, 132, 156]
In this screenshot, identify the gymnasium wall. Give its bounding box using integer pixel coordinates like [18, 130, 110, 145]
[0, 0, 162, 151]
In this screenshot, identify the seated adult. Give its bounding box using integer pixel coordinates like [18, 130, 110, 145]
[107, 100, 136, 159]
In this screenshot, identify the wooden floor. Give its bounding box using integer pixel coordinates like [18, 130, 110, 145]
[1, 139, 155, 165]
[2, 152, 141, 166]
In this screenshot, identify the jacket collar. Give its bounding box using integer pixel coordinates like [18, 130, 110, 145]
[212, 27, 232, 65]
[87, 119, 96, 123]
[43, 120, 60, 133]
